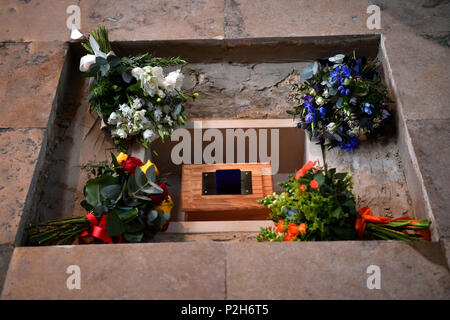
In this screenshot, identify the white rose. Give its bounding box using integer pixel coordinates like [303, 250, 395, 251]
[322, 89, 330, 98]
[163, 69, 184, 91]
[131, 67, 144, 79]
[79, 54, 96, 72]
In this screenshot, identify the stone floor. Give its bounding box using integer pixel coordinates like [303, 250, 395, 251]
[0, 0, 449, 299]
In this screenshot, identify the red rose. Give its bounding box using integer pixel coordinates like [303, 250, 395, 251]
[150, 182, 169, 205]
[121, 156, 144, 174]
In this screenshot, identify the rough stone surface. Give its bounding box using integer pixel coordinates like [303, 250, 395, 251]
[0, 128, 44, 245]
[226, 241, 450, 299]
[182, 62, 308, 119]
[407, 120, 450, 238]
[305, 139, 413, 219]
[0, 0, 225, 42]
[0, 41, 66, 128]
[1, 243, 226, 300]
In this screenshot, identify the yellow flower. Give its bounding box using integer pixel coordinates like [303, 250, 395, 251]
[140, 160, 159, 176]
[154, 196, 173, 215]
[116, 152, 128, 165]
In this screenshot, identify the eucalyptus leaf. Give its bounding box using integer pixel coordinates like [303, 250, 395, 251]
[116, 208, 139, 223]
[106, 211, 126, 237]
[84, 175, 117, 207]
[145, 165, 156, 184]
[146, 210, 158, 225]
[134, 167, 147, 188]
[124, 232, 144, 243]
[299, 66, 313, 80]
[122, 72, 133, 83]
[100, 184, 122, 200]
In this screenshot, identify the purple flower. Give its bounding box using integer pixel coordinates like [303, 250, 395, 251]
[305, 113, 316, 123]
[338, 85, 350, 95]
[330, 65, 351, 85]
[339, 136, 359, 152]
[363, 102, 374, 115]
[319, 107, 327, 119]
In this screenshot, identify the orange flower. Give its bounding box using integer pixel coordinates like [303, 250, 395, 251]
[299, 184, 307, 193]
[299, 223, 306, 234]
[284, 233, 296, 241]
[287, 223, 300, 237]
[295, 161, 317, 179]
[302, 160, 317, 172]
[309, 180, 319, 189]
[275, 220, 286, 233]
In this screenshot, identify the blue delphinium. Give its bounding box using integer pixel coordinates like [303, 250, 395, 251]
[319, 107, 327, 119]
[330, 65, 351, 85]
[305, 113, 316, 123]
[339, 135, 359, 152]
[363, 102, 374, 115]
[338, 85, 350, 95]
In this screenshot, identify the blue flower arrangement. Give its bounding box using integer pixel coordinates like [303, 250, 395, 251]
[289, 53, 392, 153]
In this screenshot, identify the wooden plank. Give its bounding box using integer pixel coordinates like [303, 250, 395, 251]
[166, 220, 273, 233]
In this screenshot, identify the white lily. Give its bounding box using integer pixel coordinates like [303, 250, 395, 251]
[70, 25, 84, 40]
[79, 54, 96, 72]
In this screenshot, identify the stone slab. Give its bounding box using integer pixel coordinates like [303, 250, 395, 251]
[406, 119, 450, 239]
[1, 243, 226, 300]
[226, 241, 450, 299]
[0, 41, 66, 128]
[0, 128, 44, 245]
[0, 0, 224, 42]
[224, 0, 450, 121]
[0, 244, 13, 297]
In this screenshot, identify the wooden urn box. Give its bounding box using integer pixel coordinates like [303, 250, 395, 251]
[181, 163, 274, 221]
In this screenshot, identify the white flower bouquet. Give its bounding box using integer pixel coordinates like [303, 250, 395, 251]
[79, 26, 197, 151]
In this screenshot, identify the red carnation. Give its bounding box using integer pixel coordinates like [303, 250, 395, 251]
[150, 182, 169, 205]
[121, 156, 144, 174]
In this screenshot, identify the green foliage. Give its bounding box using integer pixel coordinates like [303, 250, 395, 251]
[81, 26, 196, 151]
[258, 163, 358, 241]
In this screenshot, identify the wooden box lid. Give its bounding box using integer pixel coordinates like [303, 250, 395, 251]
[181, 163, 273, 221]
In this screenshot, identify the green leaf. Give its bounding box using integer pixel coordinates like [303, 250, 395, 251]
[122, 72, 133, 83]
[332, 207, 343, 219]
[313, 172, 325, 185]
[116, 208, 139, 223]
[107, 54, 121, 67]
[334, 172, 347, 180]
[85, 175, 117, 207]
[146, 210, 158, 225]
[100, 184, 121, 200]
[134, 166, 147, 188]
[145, 165, 156, 183]
[124, 232, 144, 243]
[106, 211, 126, 237]
[127, 174, 139, 194]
